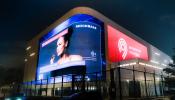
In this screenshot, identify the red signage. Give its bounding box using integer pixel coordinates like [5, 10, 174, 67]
[107, 25, 148, 62]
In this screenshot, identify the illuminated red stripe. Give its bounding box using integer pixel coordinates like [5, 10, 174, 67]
[42, 29, 68, 47]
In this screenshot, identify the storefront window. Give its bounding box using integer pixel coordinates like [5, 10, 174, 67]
[120, 68, 133, 97]
[135, 71, 146, 97]
[146, 73, 155, 96]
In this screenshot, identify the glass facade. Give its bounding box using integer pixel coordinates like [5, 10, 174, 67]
[0, 64, 165, 100]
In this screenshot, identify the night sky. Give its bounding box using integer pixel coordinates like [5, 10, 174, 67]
[0, 0, 175, 68]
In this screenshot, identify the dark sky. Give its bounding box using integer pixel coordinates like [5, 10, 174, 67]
[0, 0, 175, 68]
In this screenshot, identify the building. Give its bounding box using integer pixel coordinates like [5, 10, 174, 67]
[23, 7, 172, 99]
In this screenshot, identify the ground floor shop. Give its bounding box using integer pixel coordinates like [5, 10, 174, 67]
[0, 62, 166, 100]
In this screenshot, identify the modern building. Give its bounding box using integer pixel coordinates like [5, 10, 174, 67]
[23, 7, 172, 99]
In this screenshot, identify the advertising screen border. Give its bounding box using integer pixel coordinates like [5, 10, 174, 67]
[107, 24, 148, 62]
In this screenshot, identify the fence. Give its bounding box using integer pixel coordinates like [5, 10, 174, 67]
[0, 65, 166, 100]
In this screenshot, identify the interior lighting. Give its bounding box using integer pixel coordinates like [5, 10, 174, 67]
[16, 97, 22, 100]
[161, 64, 167, 67]
[26, 46, 31, 50]
[139, 62, 162, 70]
[30, 52, 35, 57]
[139, 62, 146, 66]
[5, 98, 11, 100]
[154, 52, 160, 56]
[150, 60, 159, 64]
[24, 59, 28, 62]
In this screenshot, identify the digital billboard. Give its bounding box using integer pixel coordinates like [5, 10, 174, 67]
[107, 25, 148, 62]
[37, 14, 104, 80]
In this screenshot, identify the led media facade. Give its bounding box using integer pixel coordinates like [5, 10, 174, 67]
[36, 14, 149, 81]
[107, 25, 148, 62]
[37, 14, 105, 80]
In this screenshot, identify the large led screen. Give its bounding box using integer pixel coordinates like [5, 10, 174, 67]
[107, 25, 148, 62]
[37, 14, 104, 80]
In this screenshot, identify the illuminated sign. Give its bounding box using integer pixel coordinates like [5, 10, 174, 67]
[37, 14, 104, 81]
[107, 25, 148, 62]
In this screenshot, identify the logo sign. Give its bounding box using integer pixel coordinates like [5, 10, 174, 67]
[107, 25, 148, 62]
[118, 38, 128, 59]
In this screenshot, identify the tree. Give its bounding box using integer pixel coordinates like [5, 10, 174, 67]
[163, 48, 175, 95]
[163, 48, 175, 76]
[0, 64, 24, 87]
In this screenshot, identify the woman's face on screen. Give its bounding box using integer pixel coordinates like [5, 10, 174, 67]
[56, 36, 67, 56]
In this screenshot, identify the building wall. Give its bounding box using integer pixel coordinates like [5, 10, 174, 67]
[149, 45, 173, 69]
[23, 40, 38, 82]
[23, 7, 172, 82]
